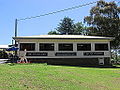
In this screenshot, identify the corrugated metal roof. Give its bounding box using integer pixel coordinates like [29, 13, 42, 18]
[13, 35, 114, 40]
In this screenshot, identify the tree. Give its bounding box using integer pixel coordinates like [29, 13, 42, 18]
[48, 17, 86, 35]
[74, 22, 88, 35]
[84, 0, 120, 48]
[48, 30, 59, 35]
[56, 17, 75, 35]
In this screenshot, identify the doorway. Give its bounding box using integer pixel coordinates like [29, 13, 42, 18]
[99, 58, 104, 65]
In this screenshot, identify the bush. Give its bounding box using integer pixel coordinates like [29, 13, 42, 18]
[0, 50, 8, 59]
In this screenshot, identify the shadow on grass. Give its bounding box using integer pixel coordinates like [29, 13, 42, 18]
[7, 63, 48, 66]
[47, 63, 120, 68]
[7, 62, 120, 68]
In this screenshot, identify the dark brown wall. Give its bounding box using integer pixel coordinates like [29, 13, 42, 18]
[28, 57, 111, 66]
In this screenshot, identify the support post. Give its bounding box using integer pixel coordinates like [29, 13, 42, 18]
[15, 19, 18, 58]
[15, 19, 17, 38]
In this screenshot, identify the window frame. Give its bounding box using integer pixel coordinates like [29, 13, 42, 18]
[19, 43, 36, 51]
[95, 43, 109, 51]
[58, 43, 73, 51]
[77, 43, 91, 51]
[39, 43, 54, 51]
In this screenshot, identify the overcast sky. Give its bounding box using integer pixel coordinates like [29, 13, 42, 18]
[0, 0, 118, 45]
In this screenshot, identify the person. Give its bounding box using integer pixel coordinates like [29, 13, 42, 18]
[19, 49, 28, 63]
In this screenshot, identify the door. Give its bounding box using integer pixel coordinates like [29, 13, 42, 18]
[99, 58, 104, 65]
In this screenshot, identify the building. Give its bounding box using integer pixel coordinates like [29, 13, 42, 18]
[13, 35, 113, 66]
[0, 45, 9, 49]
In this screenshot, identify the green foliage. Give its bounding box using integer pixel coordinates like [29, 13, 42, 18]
[48, 17, 86, 35]
[0, 50, 8, 59]
[74, 22, 88, 35]
[48, 30, 59, 35]
[73, 22, 83, 35]
[0, 64, 120, 90]
[84, 0, 120, 48]
[56, 17, 75, 35]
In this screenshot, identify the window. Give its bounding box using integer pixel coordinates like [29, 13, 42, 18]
[20, 43, 35, 51]
[77, 43, 91, 51]
[95, 43, 108, 51]
[39, 43, 54, 51]
[59, 43, 73, 51]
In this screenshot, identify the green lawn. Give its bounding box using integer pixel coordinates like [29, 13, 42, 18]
[0, 64, 120, 90]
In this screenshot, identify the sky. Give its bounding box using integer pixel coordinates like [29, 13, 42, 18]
[0, 0, 118, 45]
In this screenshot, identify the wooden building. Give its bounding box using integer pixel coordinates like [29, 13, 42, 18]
[13, 35, 113, 66]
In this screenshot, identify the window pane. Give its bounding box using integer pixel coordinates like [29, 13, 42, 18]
[20, 43, 35, 51]
[77, 44, 91, 51]
[39, 43, 54, 51]
[95, 44, 108, 51]
[59, 43, 73, 51]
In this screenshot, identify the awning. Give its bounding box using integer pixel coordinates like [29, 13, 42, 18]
[6, 47, 19, 51]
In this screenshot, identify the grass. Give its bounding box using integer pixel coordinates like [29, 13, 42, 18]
[0, 63, 120, 90]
